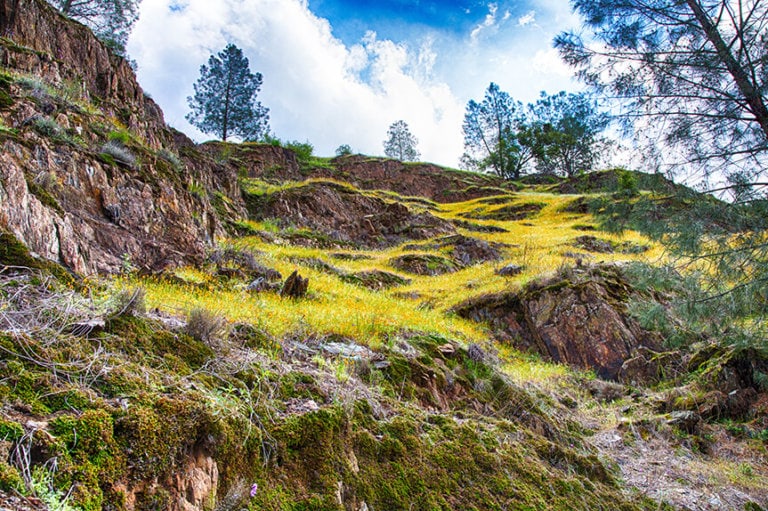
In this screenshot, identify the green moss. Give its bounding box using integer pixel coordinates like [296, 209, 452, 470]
[25, 177, 65, 215]
[0, 37, 48, 57]
[0, 356, 52, 414]
[98, 152, 116, 166]
[0, 230, 39, 268]
[0, 418, 23, 441]
[48, 409, 125, 511]
[40, 387, 95, 413]
[0, 461, 26, 494]
[103, 315, 214, 369]
[115, 397, 210, 480]
[0, 230, 75, 284]
[0, 89, 12, 109]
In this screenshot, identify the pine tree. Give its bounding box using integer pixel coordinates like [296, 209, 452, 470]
[186, 44, 270, 142]
[557, 0, 768, 334]
[555, 0, 768, 178]
[383, 120, 420, 162]
[48, 0, 140, 57]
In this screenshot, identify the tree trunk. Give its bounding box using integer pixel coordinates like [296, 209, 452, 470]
[685, 0, 768, 140]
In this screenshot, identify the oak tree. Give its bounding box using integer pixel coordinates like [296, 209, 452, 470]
[529, 91, 609, 177]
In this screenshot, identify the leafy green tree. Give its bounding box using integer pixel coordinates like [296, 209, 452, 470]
[461, 83, 533, 180]
[186, 44, 270, 142]
[48, 0, 140, 56]
[383, 120, 420, 161]
[528, 91, 609, 177]
[555, 0, 768, 179]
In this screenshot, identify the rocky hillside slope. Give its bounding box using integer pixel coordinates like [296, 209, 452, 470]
[0, 1, 766, 510]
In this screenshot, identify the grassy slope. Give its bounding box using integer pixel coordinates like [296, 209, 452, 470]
[135, 181, 663, 346]
[1, 149, 766, 510]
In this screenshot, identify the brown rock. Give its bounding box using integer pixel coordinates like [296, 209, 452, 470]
[619, 347, 683, 385]
[0, 0, 247, 274]
[667, 410, 702, 434]
[281, 270, 309, 298]
[245, 180, 456, 249]
[496, 264, 524, 277]
[454, 265, 663, 381]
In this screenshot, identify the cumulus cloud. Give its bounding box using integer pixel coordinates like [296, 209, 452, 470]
[129, 0, 465, 164]
[128, 0, 581, 167]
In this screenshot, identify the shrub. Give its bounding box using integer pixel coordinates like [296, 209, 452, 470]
[57, 78, 85, 105]
[111, 288, 147, 317]
[157, 148, 182, 170]
[187, 180, 206, 199]
[335, 144, 352, 156]
[617, 168, 639, 197]
[107, 129, 132, 145]
[285, 140, 314, 161]
[32, 116, 63, 138]
[184, 307, 227, 348]
[264, 134, 282, 147]
[100, 141, 136, 168]
[0, 119, 18, 137]
[16, 76, 50, 102]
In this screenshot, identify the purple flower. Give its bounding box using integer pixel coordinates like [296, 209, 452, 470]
[250, 483, 258, 498]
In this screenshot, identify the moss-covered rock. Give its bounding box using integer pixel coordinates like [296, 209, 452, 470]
[0, 230, 74, 284]
[49, 410, 125, 511]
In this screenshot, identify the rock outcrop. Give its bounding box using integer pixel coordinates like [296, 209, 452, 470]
[221, 143, 516, 203]
[0, 0, 168, 148]
[0, 0, 245, 273]
[454, 265, 665, 381]
[243, 180, 456, 248]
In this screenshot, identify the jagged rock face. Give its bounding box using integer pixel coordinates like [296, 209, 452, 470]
[244, 181, 456, 248]
[332, 155, 515, 203]
[0, 0, 245, 274]
[454, 266, 664, 381]
[225, 145, 515, 203]
[0, 0, 169, 148]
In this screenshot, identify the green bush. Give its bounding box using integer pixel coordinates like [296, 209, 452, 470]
[285, 140, 314, 161]
[107, 129, 132, 145]
[335, 144, 352, 156]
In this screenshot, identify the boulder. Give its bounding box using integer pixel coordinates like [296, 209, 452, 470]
[454, 265, 664, 381]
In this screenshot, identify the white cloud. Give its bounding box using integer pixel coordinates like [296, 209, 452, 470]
[518, 10, 536, 27]
[128, 0, 581, 167]
[532, 47, 573, 77]
[129, 0, 465, 164]
[470, 3, 500, 42]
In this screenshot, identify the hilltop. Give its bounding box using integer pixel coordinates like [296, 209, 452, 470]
[0, 1, 767, 510]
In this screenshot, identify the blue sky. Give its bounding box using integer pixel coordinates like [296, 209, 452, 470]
[309, 0, 495, 40]
[128, 0, 583, 167]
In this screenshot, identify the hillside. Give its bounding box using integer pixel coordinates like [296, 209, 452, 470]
[0, 1, 767, 510]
